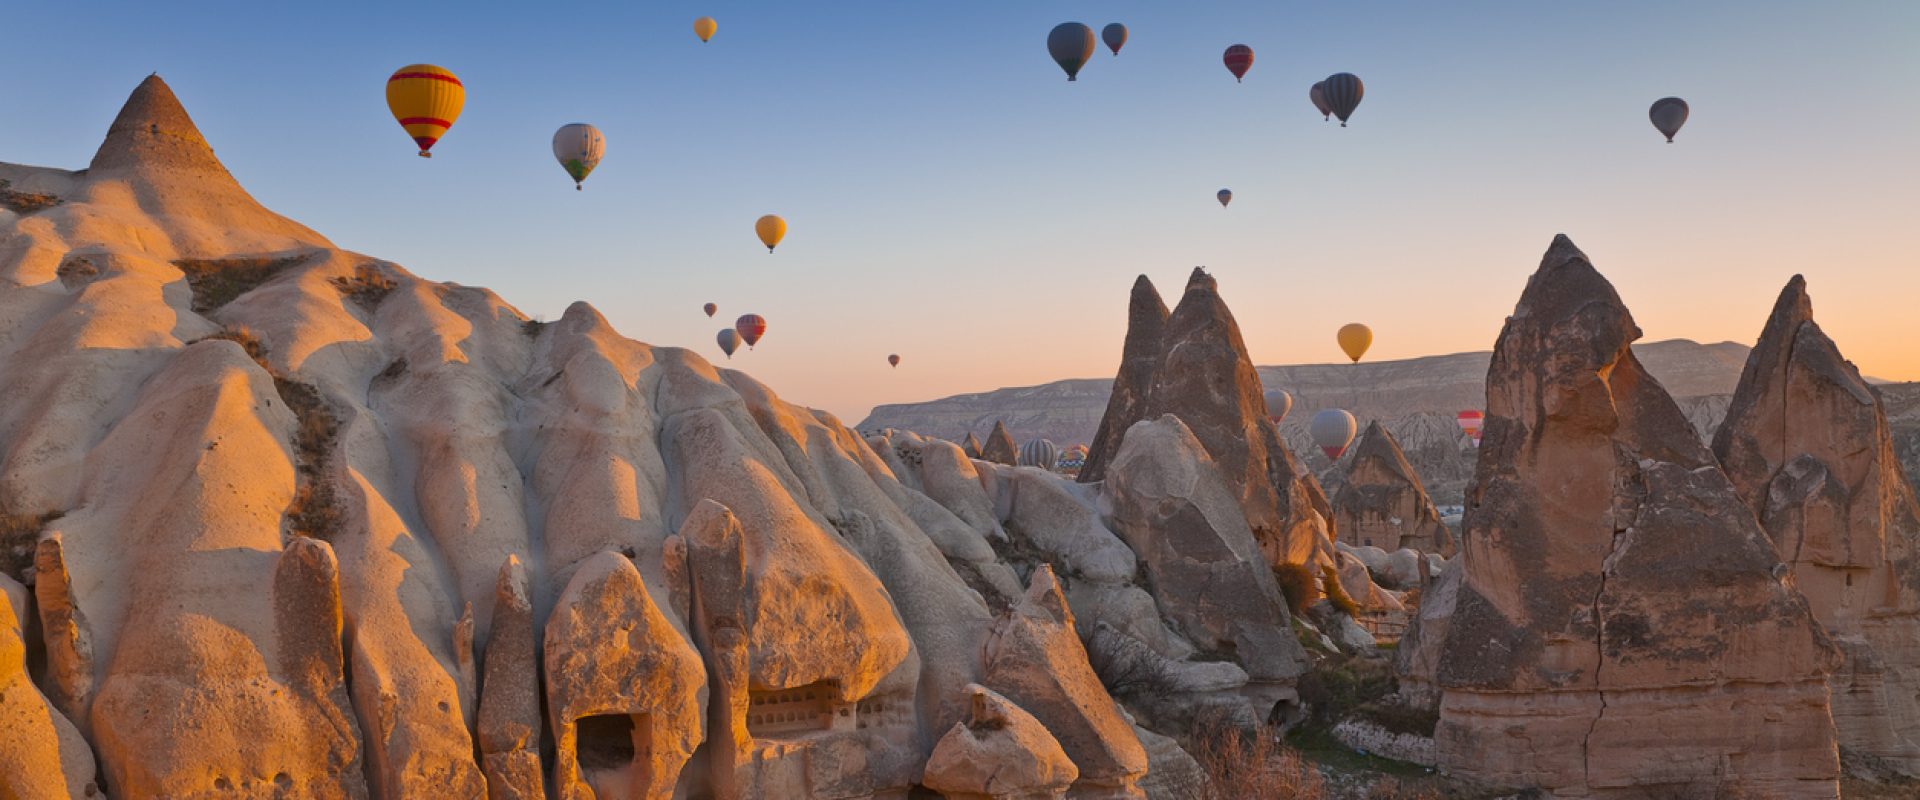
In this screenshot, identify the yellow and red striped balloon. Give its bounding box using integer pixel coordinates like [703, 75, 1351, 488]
[386, 64, 465, 158]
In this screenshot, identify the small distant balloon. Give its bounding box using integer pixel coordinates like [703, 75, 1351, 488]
[1650, 97, 1689, 143]
[703, 303, 717, 318]
[735, 314, 767, 348]
[1456, 410, 1485, 447]
[888, 354, 901, 368]
[1263, 389, 1293, 424]
[755, 215, 787, 253]
[1048, 22, 1096, 81]
[1322, 73, 1363, 126]
[693, 17, 717, 43]
[551, 123, 604, 191]
[1223, 45, 1254, 82]
[1019, 439, 1061, 471]
[1102, 23, 1128, 56]
[716, 328, 742, 358]
[386, 64, 465, 158]
[1311, 409, 1358, 460]
[1310, 81, 1331, 121]
[1217, 188, 1232, 208]
[1337, 323, 1373, 363]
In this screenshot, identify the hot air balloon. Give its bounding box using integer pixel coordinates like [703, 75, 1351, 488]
[1337, 323, 1373, 363]
[703, 303, 717, 318]
[551, 123, 605, 191]
[1102, 23, 1128, 56]
[1019, 439, 1061, 471]
[1048, 23, 1096, 81]
[1456, 410, 1485, 447]
[1263, 389, 1293, 424]
[755, 215, 786, 253]
[693, 17, 717, 43]
[1322, 73, 1363, 126]
[1217, 188, 1232, 208]
[716, 328, 742, 358]
[1650, 97, 1689, 143]
[1310, 81, 1331, 120]
[888, 354, 901, 368]
[386, 64, 465, 157]
[735, 314, 767, 348]
[1223, 45, 1254, 82]
[1311, 409, 1358, 460]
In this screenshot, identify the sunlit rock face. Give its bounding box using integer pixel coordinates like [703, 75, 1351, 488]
[1428, 236, 1842, 798]
[0, 76, 1159, 798]
[1712, 275, 1920, 775]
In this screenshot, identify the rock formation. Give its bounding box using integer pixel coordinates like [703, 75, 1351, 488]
[962, 432, 983, 459]
[923, 684, 1078, 800]
[981, 420, 1019, 465]
[1711, 275, 1920, 775]
[1078, 268, 1334, 569]
[1419, 236, 1842, 797]
[0, 76, 1163, 798]
[1330, 421, 1454, 555]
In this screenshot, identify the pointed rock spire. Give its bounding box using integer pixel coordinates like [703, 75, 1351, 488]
[1332, 421, 1452, 554]
[89, 74, 229, 177]
[1428, 235, 1841, 795]
[980, 420, 1019, 466]
[1081, 275, 1169, 482]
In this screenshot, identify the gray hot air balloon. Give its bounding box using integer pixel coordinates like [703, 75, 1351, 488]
[1048, 23, 1096, 82]
[1322, 72, 1364, 126]
[1649, 97, 1689, 143]
[1263, 389, 1293, 423]
[1102, 23, 1128, 56]
[1018, 438, 1061, 471]
[1310, 408, 1357, 460]
[716, 328, 742, 359]
[1217, 188, 1232, 208]
[1309, 81, 1331, 120]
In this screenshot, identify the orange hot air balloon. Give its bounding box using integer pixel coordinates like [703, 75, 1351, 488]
[755, 215, 787, 253]
[386, 64, 465, 158]
[694, 17, 718, 43]
[1336, 323, 1373, 363]
[888, 354, 901, 368]
[703, 302, 717, 317]
[735, 314, 767, 348]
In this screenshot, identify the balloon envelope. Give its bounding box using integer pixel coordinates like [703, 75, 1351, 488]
[703, 303, 717, 318]
[887, 354, 901, 368]
[716, 328, 741, 358]
[755, 215, 787, 252]
[1048, 22, 1096, 81]
[1310, 81, 1331, 120]
[735, 314, 767, 347]
[386, 64, 465, 157]
[1457, 410, 1485, 446]
[551, 123, 605, 190]
[1102, 23, 1128, 55]
[1217, 188, 1232, 207]
[1263, 389, 1293, 423]
[1650, 97, 1689, 142]
[1019, 439, 1061, 470]
[693, 17, 717, 42]
[1311, 409, 1358, 460]
[1322, 73, 1363, 126]
[1337, 323, 1373, 363]
[1223, 45, 1254, 82]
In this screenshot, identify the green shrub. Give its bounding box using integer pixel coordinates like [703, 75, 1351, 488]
[1273, 562, 1319, 616]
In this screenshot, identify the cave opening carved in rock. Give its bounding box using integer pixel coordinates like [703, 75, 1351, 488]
[575, 712, 651, 797]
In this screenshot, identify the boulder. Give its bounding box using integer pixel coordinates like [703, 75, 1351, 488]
[981, 420, 1019, 466]
[1711, 275, 1920, 774]
[1428, 236, 1841, 797]
[1079, 269, 1333, 570]
[922, 684, 1077, 800]
[1331, 421, 1454, 555]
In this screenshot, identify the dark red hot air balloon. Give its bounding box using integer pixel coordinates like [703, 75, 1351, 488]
[888, 354, 901, 368]
[1223, 44, 1254, 82]
[703, 302, 717, 318]
[735, 314, 767, 348]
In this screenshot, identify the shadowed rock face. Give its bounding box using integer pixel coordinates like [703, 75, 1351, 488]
[1079, 269, 1333, 569]
[1331, 421, 1453, 555]
[981, 420, 1019, 466]
[1712, 275, 1920, 774]
[1429, 236, 1841, 797]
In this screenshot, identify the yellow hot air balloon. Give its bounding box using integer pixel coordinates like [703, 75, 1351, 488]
[756, 215, 787, 253]
[694, 17, 717, 43]
[386, 64, 465, 158]
[1337, 323, 1373, 363]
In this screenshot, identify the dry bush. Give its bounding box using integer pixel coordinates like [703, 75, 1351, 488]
[0, 504, 62, 583]
[330, 263, 397, 311]
[173, 253, 310, 313]
[0, 179, 61, 214]
[1188, 716, 1326, 799]
[1323, 565, 1362, 617]
[1274, 562, 1320, 616]
[191, 327, 345, 541]
[197, 325, 269, 367]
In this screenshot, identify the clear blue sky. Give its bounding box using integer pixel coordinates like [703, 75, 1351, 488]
[4, 1, 1917, 420]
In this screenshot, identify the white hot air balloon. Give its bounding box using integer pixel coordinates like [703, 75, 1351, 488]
[552, 123, 606, 190]
[1310, 408, 1358, 460]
